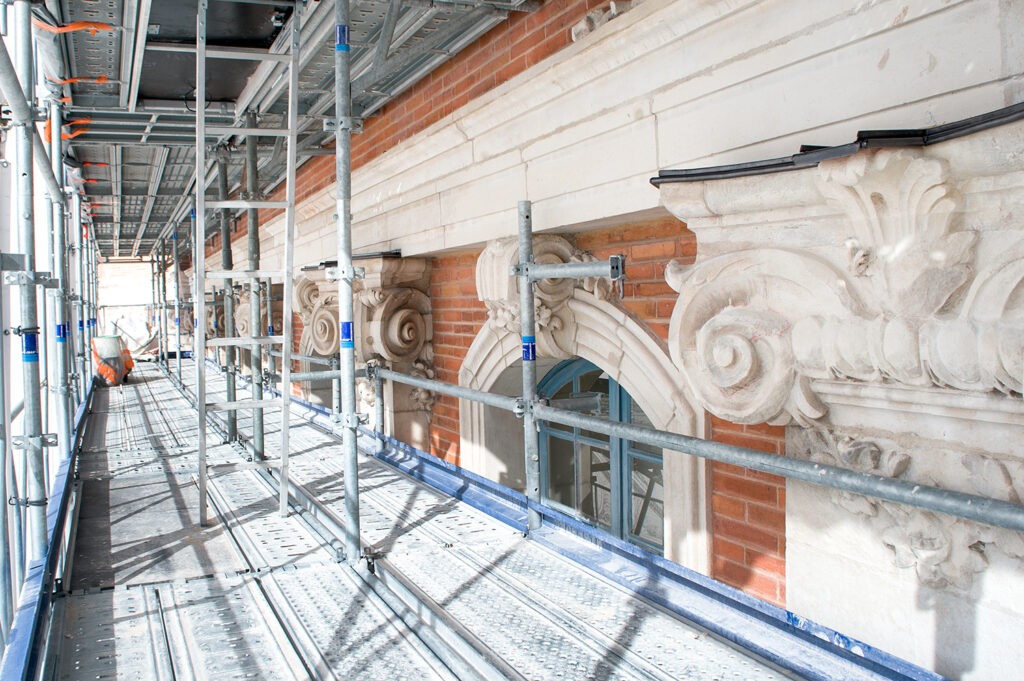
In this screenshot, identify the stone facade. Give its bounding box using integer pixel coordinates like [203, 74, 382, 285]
[659, 124, 1024, 679]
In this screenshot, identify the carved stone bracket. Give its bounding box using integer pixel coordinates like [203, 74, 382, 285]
[662, 147, 1024, 425]
[294, 257, 435, 419]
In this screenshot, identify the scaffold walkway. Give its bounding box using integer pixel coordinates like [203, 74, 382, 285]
[43, 361, 925, 680]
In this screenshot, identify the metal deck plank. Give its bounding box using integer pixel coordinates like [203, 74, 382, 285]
[190, 360, 798, 679]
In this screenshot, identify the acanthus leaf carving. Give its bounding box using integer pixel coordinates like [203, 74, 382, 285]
[818, 150, 973, 319]
[791, 428, 1023, 591]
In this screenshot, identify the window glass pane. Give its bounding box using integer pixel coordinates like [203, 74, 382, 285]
[627, 455, 664, 548]
[580, 444, 612, 531]
[627, 397, 661, 455]
[546, 435, 576, 508]
[578, 371, 609, 400]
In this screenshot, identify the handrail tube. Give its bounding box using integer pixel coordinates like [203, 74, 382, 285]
[0, 384, 92, 680]
[267, 348, 335, 365]
[375, 367, 521, 413]
[532, 402, 1024, 533]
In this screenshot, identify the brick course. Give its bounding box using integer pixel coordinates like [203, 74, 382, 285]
[707, 415, 787, 606]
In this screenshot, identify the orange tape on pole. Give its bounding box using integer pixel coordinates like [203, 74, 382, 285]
[32, 18, 114, 35]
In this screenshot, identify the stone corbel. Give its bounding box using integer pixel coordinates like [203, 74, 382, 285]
[661, 147, 1024, 425]
[296, 258, 435, 446]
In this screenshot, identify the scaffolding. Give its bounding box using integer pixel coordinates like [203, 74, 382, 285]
[191, 0, 301, 525]
[1, 1, 1023, 677]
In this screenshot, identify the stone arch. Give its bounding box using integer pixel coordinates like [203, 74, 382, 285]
[459, 287, 708, 572]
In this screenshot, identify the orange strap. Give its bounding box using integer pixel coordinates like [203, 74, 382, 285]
[61, 127, 90, 140]
[47, 73, 109, 85]
[33, 18, 113, 35]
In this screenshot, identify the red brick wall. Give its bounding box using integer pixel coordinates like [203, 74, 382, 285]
[707, 416, 787, 606]
[428, 249, 487, 463]
[575, 217, 697, 341]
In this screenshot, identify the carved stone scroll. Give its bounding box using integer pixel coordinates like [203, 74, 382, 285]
[662, 147, 1024, 425]
[294, 257, 435, 450]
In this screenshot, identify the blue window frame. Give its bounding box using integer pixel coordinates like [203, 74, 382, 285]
[538, 359, 665, 554]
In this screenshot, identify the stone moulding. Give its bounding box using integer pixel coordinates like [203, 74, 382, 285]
[662, 143, 1024, 426]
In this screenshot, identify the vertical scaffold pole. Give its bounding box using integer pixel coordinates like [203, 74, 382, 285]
[216, 152, 236, 441]
[278, 1, 301, 519]
[195, 0, 210, 527]
[49, 100, 72, 452]
[173, 227, 182, 383]
[245, 111, 264, 460]
[72, 193, 86, 403]
[151, 256, 158, 361]
[335, 0, 361, 565]
[518, 200, 541, 531]
[0, 248, 12, 642]
[13, 0, 48, 562]
[160, 242, 169, 369]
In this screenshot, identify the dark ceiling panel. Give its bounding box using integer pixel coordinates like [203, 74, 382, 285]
[139, 53, 261, 102]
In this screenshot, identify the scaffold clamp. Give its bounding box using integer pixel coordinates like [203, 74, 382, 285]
[325, 265, 364, 282]
[11, 433, 58, 449]
[324, 116, 362, 133]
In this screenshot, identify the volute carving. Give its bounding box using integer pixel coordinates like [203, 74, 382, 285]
[664, 147, 1024, 425]
[294, 257, 434, 414]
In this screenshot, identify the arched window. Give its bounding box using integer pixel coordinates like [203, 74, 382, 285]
[538, 358, 665, 554]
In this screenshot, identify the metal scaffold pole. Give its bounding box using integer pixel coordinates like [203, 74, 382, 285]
[173, 228, 182, 383]
[151, 257, 158, 362]
[72, 195, 86, 402]
[160, 242, 169, 368]
[516, 201, 542, 531]
[216, 150, 237, 441]
[48, 101, 72, 453]
[277, 0, 300, 519]
[0, 255, 12, 644]
[11, 0, 48, 562]
[195, 0, 211, 527]
[245, 110, 264, 461]
[335, 0, 361, 566]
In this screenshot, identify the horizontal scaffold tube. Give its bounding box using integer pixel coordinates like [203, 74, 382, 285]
[375, 367, 522, 413]
[532, 402, 1024, 533]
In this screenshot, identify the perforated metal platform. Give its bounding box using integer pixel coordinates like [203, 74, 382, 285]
[48, 361, 901, 679]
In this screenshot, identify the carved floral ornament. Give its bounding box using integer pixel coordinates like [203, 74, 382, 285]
[791, 428, 1024, 591]
[663, 148, 1024, 426]
[477, 234, 616, 360]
